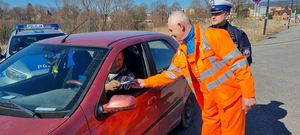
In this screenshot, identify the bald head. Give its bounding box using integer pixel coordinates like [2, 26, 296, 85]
[167, 11, 192, 43]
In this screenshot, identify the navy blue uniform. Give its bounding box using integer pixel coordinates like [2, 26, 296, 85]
[211, 21, 252, 65]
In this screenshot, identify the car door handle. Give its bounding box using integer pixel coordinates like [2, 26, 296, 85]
[147, 96, 157, 106]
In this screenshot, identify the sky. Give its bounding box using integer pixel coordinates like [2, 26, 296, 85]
[5, 0, 57, 7]
[5, 0, 193, 8]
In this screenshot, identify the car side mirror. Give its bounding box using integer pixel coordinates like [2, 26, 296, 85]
[102, 95, 136, 113]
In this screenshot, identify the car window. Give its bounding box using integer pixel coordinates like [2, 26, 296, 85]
[147, 40, 175, 73]
[4, 54, 51, 83]
[0, 44, 108, 118]
[9, 34, 65, 54]
[104, 45, 148, 101]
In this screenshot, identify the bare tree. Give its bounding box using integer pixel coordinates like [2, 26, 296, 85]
[34, 5, 52, 23]
[151, 0, 168, 27]
[8, 7, 23, 22]
[232, 0, 248, 18]
[95, 0, 113, 30]
[112, 0, 133, 12]
[79, 0, 100, 32]
[0, 1, 11, 46]
[80, 0, 93, 14]
[0, 0, 160, 46]
[25, 3, 36, 23]
[131, 3, 148, 30]
[169, 2, 182, 12]
[190, 0, 209, 23]
[0, 1, 9, 19]
[55, 0, 82, 33]
[110, 0, 136, 30]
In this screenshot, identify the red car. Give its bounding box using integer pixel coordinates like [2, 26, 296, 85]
[0, 31, 195, 135]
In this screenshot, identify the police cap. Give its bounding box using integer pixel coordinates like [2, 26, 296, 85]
[210, 0, 233, 14]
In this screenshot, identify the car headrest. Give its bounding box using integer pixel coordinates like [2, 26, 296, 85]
[72, 50, 92, 67]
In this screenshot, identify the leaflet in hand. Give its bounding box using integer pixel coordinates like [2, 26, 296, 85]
[120, 81, 136, 85]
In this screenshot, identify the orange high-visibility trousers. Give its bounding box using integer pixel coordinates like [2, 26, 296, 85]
[201, 94, 245, 135]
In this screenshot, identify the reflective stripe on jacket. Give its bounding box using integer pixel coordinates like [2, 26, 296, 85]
[144, 24, 255, 108]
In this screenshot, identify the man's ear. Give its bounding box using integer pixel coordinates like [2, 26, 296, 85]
[178, 23, 185, 32]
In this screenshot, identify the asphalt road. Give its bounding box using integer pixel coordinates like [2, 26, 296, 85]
[169, 25, 300, 135]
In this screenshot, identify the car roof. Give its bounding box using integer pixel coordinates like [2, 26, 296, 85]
[13, 29, 65, 36]
[36, 31, 168, 47]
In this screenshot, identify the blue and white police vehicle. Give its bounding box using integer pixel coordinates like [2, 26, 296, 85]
[0, 24, 66, 85]
[0, 23, 65, 60]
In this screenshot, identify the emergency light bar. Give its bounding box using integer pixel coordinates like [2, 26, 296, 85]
[13, 23, 60, 31]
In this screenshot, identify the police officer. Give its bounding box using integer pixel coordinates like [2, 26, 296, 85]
[210, 0, 252, 65]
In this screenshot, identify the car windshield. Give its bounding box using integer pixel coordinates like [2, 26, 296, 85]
[0, 44, 108, 118]
[9, 33, 65, 54]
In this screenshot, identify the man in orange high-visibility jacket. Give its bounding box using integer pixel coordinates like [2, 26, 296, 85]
[132, 11, 256, 135]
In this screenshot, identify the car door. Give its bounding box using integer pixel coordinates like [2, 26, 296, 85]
[90, 42, 162, 135]
[143, 40, 188, 134]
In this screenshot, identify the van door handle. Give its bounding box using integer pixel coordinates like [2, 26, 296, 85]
[147, 96, 157, 106]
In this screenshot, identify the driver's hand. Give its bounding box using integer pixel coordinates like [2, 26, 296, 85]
[105, 80, 121, 92]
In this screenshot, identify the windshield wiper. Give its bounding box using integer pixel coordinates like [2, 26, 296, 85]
[0, 100, 40, 118]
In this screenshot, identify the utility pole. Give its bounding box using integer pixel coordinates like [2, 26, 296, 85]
[263, 0, 270, 35]
[288, 0, 294, 29]
[294, 0, 297, 22]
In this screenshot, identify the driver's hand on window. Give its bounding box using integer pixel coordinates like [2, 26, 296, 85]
[105, 80, 121, 92]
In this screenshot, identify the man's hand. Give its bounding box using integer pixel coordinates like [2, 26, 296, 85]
[130, 79, 145, 89]
[242, 97, 256, 113]
[105, 80, 121, 92]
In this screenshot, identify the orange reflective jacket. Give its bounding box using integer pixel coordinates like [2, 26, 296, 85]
[144, 24, 255, 108]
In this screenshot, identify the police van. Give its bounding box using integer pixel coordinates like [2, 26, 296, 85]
[0, 23, 65, 61]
